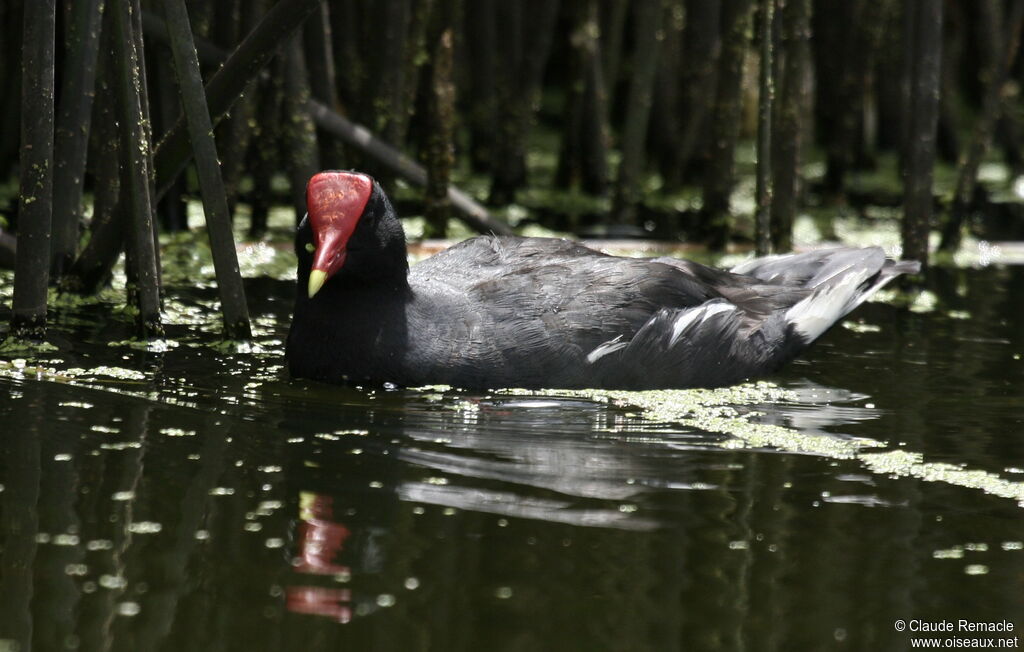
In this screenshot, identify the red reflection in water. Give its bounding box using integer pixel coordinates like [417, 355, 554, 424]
[287, 492, 353, 622]
[286, 586, 352, 624]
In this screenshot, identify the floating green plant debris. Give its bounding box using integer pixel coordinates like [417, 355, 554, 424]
[870, 287, 940, 313]
[495, 383, 1024, 507]
[860, 450, 1024, 505]
[0, 338, 59, 354]
[842, 320, 882, 333]
[61, 366, 148, 381]
[933, 547, 965, 559]
[107, 338, 181, 352]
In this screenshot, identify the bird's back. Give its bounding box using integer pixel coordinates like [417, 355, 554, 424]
[400, 239, 909, 389]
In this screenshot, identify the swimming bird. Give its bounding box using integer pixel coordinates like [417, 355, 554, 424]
[286, 171, 918, 390]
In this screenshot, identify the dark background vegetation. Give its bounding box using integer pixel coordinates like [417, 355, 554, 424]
[1, 0, 1022, 338]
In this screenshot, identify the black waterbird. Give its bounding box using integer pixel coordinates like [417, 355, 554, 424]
[287, 171, 918, 390]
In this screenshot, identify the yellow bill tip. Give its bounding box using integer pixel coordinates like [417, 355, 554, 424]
[308, 269, 328, 298]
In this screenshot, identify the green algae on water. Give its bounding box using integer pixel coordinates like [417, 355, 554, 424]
[496, 383, 1024, 508]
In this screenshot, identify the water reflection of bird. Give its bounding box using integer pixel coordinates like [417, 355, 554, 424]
[287, 171, 918, 390]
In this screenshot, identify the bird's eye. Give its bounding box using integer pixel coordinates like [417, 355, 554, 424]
[305, 243, 315, 253]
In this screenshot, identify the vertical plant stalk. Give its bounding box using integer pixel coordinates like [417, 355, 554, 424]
[700, 0, 755, 250]
[282, 36, 321, 225]
[754, 0, 775, 256]
[219, 74, 260, 218]
[111, 0, 162, 335]
[939, 0, 1024, 253]
[131, 0, 166, 294]
[249, 68, 284, 238]
[362, 0, 413, 161]
[898, 2, 916, 173]
[671, 0, 722, 189]
[648, 1, 684, 195]
[0, 3, 26, 182]
[463, 0, 498, 172]
[487, 0, 560, 205]
[303, 2, 344, 167]
[422, 1, 459, 237]
[159, 0, 252, 339]
[10, 0, 57, 339]
[64, 16, 127, 296]
[600, 0, 629, 106]
[610, 0, 664, 224]
[153, 0, 328, 201]
[900, 0, 944, 273]
[51, 0, 105, 279]
[556, 0, 610, 197]
[770, 0, 810, 253]
[220, 0, 270, 220]
[152, 52, 189, 232]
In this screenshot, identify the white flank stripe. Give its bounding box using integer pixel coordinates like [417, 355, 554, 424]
[586, 336, 628, 364]
[669, 303, 736, 347]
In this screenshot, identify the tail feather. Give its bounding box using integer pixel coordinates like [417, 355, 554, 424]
[783, 253, 918, 343]
[731, 247, 888, 287]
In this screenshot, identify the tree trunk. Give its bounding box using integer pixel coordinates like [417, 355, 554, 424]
[153, 51, 189, 232]
[901, 0, 944, 273]
[610, 0, 663, 224]
[599, 0, 629, 110]
[462, 0, 498, 172]
[997, 94, 1024, 179]
[699, 0, 755, 249]
[670, 0, 722, 188]
[754, 0, 775, 256]
[64, 12, 125, 296]
[875, 5, 904, 153]
[218, 0, 270, 222]
[421, 0, 460, 238]
[112, 0, 163, 335]
[0, 2, 25, 184]
[248, 64, 284, 239]
[488, 0, 560, 206]
[160, 0, 252, 338]
[282, 36, 322, 225]
[770, 0, 811, 253]
[304, 1, 346, 168]
[815, 0, 888, 199]
[328, 0, 363, 111]
[555, 0, 610, 196]
[939, 0, 1024, 253]
[349, 0, 421, 190]
[10, 0, 56, 339]
[649, 1, 684, 191]
[50, 0, 104, 280]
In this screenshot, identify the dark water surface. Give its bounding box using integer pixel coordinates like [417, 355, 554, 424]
[1, 251, 1023, 651]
